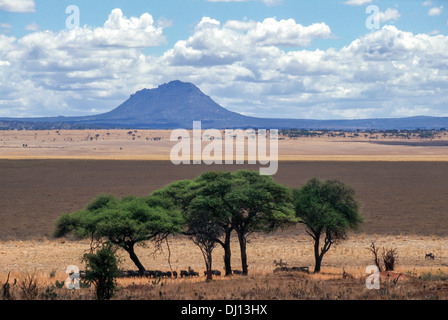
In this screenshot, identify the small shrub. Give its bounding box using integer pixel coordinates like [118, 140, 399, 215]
[1, 272, 13, 300]
[18, 271, 39, 300]
[382, 248, 398, 271]
[82, 242, 121, 300]
[54, 280, 65, 289]
[40, 285, 58, 300]
[419, 270, 448, 282]
[367, 242, 398, 272]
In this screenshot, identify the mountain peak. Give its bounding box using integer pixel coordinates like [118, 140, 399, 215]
[97, 80, 245, 128]
[158, 80, 195, 89]
[131, 80, 202, 98]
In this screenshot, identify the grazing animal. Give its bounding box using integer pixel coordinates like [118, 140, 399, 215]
[342, 267, 354, 280]
[127, 271, 141, 277]
[233, 270, 243, 275]
[273, 267, 290, 273]
[143, 271, 154, 278]
[274, 266, 310, 274]
[180, 270, 189, 278]
[142, 270, 173, 278]
[172, 271, 178, 279]
[273, 259, 287, 268]
[153, 270, 163, 278]
[212, 270, 222, 276]
[425, 253, 435, 260]
[204, 270, 222, 277]
[291, 267, 309, 273]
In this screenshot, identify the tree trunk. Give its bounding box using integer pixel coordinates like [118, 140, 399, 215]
[223, 228, 232, 276]
[313, 234, 322, 273]
[237, 231, 249, 275]
[206, 251, 213, 281]
[125, 243, 146, 274]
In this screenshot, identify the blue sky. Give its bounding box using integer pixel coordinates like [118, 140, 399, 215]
[0, 0, 448, 119]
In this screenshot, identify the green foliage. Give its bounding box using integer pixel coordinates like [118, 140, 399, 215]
[293, 178, 363, 272]
[53, 194, 184, 272]
[40, 285, 58, 300]
[54, 170, 295, 277]
[293, 178, 363, 239]
[53, 211, 84, 238]
[419, 270, 448, 281]
[187, 209, 222, 280]
[157, 170, 296, 275]
[82, 242, 121, 300]
[54, 280, 65, 289]
[86, 194, 118, 212]
[95, 196, 183, 245]
[151, 179, 199, 212]
[192, 170, 297, 233]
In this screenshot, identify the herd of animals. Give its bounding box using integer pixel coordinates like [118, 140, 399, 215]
[79, 266, 225, 280]
[77, 253, 437, 280]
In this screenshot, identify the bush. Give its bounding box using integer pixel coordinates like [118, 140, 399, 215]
[18, 271, 39, 300]
[82, 242, 121, 300]
[367, 242, 398, 272]
[382, 248, 398, 271]
[54, 280, 65, 289]
[40, 285, 58, 300]
[419, 270, 448, 281]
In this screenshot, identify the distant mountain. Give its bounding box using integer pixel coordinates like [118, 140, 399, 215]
[83, 80, 249, 128]
[2, 80, 448, 130]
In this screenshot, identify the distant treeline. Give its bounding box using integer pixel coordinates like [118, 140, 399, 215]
[0, 120, 102, 131]
[1, 119, 448, 139]
[279, 128, 448, 139]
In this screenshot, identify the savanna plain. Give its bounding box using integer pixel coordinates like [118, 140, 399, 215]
[1, 129, 448, 300]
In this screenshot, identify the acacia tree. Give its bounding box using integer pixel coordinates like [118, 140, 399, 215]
[293, 178, 364, 273]
[189, 172, 235, 276]
[223, 170, 296, 275]
[53, 194, 183, 274]
[191, 171, 295, 276]
[186, 206, 222, 280]
[152, 175, 235, 276]
[154, 171, 296, 276]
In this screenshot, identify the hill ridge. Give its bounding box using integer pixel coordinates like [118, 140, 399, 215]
[1, 80, 448, 130]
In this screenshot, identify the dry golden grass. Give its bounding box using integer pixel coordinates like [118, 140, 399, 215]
[1, 234, 447, 275]
[2, 129, 448, 161]
[1, 233, 448, 300]
[2, 265, 448, 300]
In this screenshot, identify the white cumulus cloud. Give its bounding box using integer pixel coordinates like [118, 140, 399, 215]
[1, 10, 448, 120]
[0, 0, 35, 12]
[379, 8, 401, 23]
[343, 0, 372, 6]
[428, 6, 443, 16]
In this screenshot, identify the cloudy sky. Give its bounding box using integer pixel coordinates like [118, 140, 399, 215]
[0, 0, 447, 119]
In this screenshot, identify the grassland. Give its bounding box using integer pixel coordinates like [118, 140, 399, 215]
[1, 234, 448, 300]
[1, 130, 448, 300]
